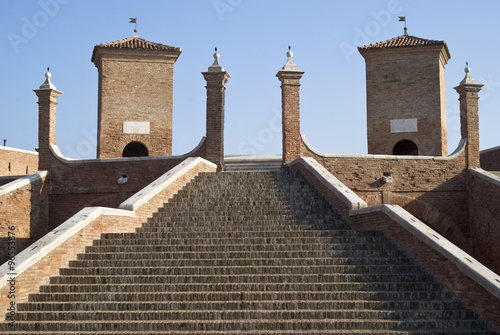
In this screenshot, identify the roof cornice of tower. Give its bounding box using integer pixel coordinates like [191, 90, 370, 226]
[91, 36, 181, 64]
[358, 34, 451, 60]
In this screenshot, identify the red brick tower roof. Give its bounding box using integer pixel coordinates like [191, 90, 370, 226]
[358, 34, 451, 59]
[91, 36, 181, 63]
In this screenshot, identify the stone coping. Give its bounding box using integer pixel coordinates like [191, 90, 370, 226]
[287, 157, 367, 210]
[49, 136, 206, 163]
[119, 157, 217, 211]
[480, 145, 500, 154]
[470, 168, 500, 187]
[0, 206, 134, 290]
[0, 157, 215, 290]
[0, 146, 38, 155]
[302, 133, 467, 161]
[0, 171, 47, 196]
[350, 204, 500, 300]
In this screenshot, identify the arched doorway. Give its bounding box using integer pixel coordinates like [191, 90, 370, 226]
[393, 140, 418, 156]
[122, 141, 149, 157]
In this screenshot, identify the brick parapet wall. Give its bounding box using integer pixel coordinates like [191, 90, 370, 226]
[0, 157, 216, 318]
[0, 171, 49, 264]
[468, 168, 500, 275]
[480, 146, 500, 171]
[0, 147, 38, 177]
[300, 134, 470, 242]
[350, 205, 500, 331]
[46, 140, 205, 229]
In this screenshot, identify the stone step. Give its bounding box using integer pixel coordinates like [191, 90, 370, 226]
[66, 258, 422, 269]
[38, 282, 444, 294]
[3, 330, 497, 335]
[12, 308, 479, 322]
[90, 236, 395, 247]
[28, 290, 455, 303]
[83, 243, 405, 254]
[58, 264, 423, 276]
[0, 319, 489, 332]
[50, 273, 435, 285]
[18, 299, 465, 312]
[76, 251, 412, 264]
[98, 231, 390, 242]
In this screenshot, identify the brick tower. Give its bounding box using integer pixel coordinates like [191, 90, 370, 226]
[358, 29, 451, 156]
[91, 32, 181, 158]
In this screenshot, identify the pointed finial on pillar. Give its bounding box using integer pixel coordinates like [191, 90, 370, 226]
[39, 67, 57, 90]
[281, 46, 300, 71]
[460, 62, 478, 85]
[208, 47, 225, 72]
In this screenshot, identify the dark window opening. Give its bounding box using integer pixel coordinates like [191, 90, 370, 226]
[122, 142, 149, 157]
[393, 140, 418, 156]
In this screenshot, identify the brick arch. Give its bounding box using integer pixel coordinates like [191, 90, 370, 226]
[116, 135, 154, 156]
[384, 135, 426, 156]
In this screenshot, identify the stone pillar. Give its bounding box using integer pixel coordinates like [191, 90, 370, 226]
[34, 69, 62, 170]
[202, 50, 230, 171]
[276, 48, 304, 165]
[454, 64, 483, 169]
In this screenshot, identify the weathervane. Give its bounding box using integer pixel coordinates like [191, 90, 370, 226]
[129, 17, 138, 37]
[398, 16, 407, 35]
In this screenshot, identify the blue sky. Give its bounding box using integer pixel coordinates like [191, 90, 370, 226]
[1, 0, 499, 159]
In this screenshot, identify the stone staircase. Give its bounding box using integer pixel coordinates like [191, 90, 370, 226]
[2, 171, 498, 334]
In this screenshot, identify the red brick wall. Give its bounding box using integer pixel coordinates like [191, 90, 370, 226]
[0, 147, 38, 177]
[0, 159, 215, 315]
[46, 142, 205, 230]
[468, 169, 500, 275]
[300, 139, 469, 248]
[481, 146, 500, 171]
[0, 173, 48, 264]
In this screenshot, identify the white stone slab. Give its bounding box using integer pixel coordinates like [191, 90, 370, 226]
[123, 121, 150, 134]
[390, 118, 418, 133]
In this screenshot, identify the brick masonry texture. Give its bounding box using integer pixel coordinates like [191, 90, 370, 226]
[0, 159, 215, 314]
[469, 172, 500, 275]
[481, 146, 500, 171]
[202, 71, 230, 170]
[350, 209, 500, 331]
[0, 147, 38, 177]
[0, 173, 48, 264]
[359, 46, 449, 156]
[92, 44, 181, 158]
[277, 70, 304, 165]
